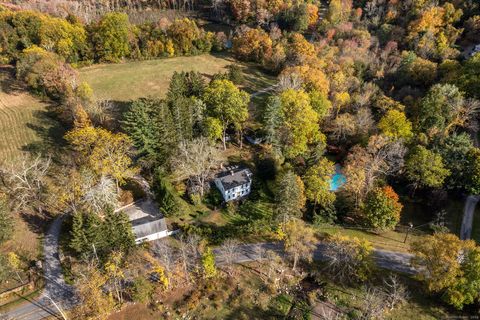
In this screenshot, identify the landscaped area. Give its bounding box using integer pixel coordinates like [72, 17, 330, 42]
[0, 67, 55, 160]
[79, 54, 276, 101]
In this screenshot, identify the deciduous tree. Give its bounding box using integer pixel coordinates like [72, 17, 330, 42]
[303, 158, 336, 213]
[405, 146, 450, 189]
[170, 137, 223, 197]
[412, 233, 480, 309]
[323, 235, 374, 284]
[282, 219, 317, 271]
[362, 186, 402, 230]
[279, 89, 322, 158]
[91, 12, 131, 62]
[65, 126, 137, 191]
[378, 110, 413, 141]
[203, 79, 250, 149]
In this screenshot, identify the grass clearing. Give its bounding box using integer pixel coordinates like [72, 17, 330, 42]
[0, 66, 56, 161]
[0, 213, 42, 260]
[79, 54, 276, 102]
[317, 224, 423, 253]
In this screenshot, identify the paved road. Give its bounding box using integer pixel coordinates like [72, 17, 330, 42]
[214, 242, 416, 275]
[2, 216, 76, 320]
[461, 195, 480, 240]
[460, 131, 480, 240]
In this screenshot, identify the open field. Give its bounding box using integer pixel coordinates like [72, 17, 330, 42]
[79, 54, 276, 101]
[0, 67, 54, 160]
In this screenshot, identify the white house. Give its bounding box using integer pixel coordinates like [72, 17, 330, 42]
[214, 166, 253, 202]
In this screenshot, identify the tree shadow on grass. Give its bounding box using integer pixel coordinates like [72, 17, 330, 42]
[23, 109, 67, 160]
[0, 65, 25, 94]
[19, 210, 54, 234]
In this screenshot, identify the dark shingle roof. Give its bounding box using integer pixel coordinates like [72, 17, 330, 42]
[216, 167, 252, 191]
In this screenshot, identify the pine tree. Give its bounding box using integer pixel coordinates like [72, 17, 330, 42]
[103, 209, 135, 255]
[185, 71, 206, 97]
[84, 212, 104, 256]
[122, 98, 177, 164]
[167, 71, 188, 101]
[70, 212, 88, 255]
[154, 174, 179, 217]
[169, 96, 194, 141]
[263, 95, 283, 146]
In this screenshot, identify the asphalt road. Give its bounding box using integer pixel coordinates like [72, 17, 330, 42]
[214, 242, 416, 275]
[460, 131, 480, 240]
[4, 237, 416, 319]
[2, 216, 76, 320]
[461, 195, 480, 240]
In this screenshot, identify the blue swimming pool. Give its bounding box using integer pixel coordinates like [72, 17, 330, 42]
[329, 164, 346, 191]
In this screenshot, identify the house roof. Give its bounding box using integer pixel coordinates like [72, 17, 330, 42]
[120, 199, 168, 239]
[131, 215, 167, 239]
[216, 167, 252, 191]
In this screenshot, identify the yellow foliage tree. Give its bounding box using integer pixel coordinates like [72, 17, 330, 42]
[65, 126, 137, 191]
[281, 65, 330, 96]
[75, 266, 115, 320]
[280, 89, 322, 158]
[412, 233, 476, 293]
[282, 219, 317, 271]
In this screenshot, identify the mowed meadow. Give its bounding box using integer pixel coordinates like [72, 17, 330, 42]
[0, 67, 53, 160]
[79, 54, 276, 101]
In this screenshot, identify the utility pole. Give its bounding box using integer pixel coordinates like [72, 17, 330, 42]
[403, 222, 414, 243]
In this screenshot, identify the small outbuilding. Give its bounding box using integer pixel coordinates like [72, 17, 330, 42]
[118, 199, 170, 244]
[215, 166, 253, 202]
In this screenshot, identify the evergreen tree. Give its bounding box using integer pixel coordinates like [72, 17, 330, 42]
[122, 98, 177, 164]
[154, 173, 179, 217]
[169, 96, 194, 142]
[263, 95, 283, 147]
[275, 170, 306, 223]
[185, 71, 206, 97]
[69, 212, 88, 255]
[84, 212, 104, 256]
[167, 71, 205, 101]
[167, 71, 189, 101]
[103, 209, 135, 255]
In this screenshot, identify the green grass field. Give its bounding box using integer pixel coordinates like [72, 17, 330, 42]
[79, 54, 276, 101]
[0, 67, 55, 161]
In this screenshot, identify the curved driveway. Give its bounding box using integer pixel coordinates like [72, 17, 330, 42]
[2, 216, 76, 320]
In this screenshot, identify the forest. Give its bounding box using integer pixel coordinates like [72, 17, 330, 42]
[0, 0, 480, 319]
